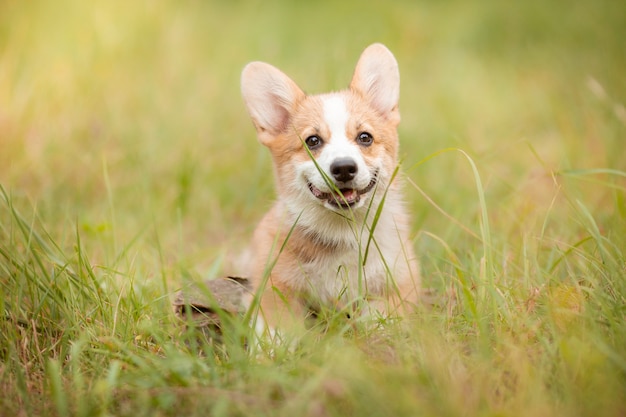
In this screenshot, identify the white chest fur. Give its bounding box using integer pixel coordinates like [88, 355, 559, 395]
[295, 244, 388, 306]
[280, 198, 409, 308]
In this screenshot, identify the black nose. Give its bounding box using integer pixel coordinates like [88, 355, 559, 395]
[330, 157, 358, 183]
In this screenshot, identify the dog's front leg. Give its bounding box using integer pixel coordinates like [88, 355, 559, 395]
[250, 283, 308, 351]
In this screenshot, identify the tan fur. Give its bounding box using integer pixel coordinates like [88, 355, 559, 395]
[241, 44, 420, 336]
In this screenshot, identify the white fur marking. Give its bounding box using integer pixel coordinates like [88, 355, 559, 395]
[323, 96, 349, 142]
[318, 96, 369, 187]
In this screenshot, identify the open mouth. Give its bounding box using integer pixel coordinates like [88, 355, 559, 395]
[307, 172, 378, 208]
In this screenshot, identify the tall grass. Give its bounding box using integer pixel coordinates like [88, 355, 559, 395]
[1, 0, 625, 415]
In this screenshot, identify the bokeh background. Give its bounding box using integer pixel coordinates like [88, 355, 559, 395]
[2, 0, 623, 269]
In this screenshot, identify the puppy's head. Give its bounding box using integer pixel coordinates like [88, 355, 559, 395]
[241, 44, 401, 215]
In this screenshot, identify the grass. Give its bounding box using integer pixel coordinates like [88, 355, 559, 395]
[1, 0, 625, 415]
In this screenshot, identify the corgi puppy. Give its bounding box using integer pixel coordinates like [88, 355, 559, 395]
[241, 43, 420, 336]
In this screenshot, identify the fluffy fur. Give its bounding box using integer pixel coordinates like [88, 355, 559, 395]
[240, 43, 420, 335]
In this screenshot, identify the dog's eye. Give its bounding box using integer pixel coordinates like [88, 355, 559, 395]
[356, 132, 374, 146]
[305, 135, 323, 150]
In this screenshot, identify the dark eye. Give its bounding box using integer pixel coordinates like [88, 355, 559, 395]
[305, 135, 323, 149]
[356, 132, 373, 146]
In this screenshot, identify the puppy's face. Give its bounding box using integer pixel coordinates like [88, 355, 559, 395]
[241, 44, 401, 215]
[285, 93, 398, 213]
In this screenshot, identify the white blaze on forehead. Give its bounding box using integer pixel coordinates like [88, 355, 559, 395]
[323, 96, 349, 141]
[321, 95, 361, 164]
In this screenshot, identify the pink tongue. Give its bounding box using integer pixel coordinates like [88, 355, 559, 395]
[338, 189, 357, 202]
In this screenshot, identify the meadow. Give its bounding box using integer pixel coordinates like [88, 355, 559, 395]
[1, 0, 625, 415]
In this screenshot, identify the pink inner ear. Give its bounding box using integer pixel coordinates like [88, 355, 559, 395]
[350, 44, 400, 117]
[275, 98, 291, 133]
[241, 61, 306, 136]
[251, 94, 290, 134]
[244, 88, 291, 135]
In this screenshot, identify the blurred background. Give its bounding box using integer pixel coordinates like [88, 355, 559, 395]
[1, 0, 624, 280]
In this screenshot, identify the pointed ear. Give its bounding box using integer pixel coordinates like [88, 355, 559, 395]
[241, 62, 305, 144]
[350, 43, 400, 120]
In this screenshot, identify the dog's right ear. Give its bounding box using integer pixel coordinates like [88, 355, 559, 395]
[241, 62, 305, 145]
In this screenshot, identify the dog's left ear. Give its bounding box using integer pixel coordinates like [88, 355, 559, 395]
[350, 43, 400, 122]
